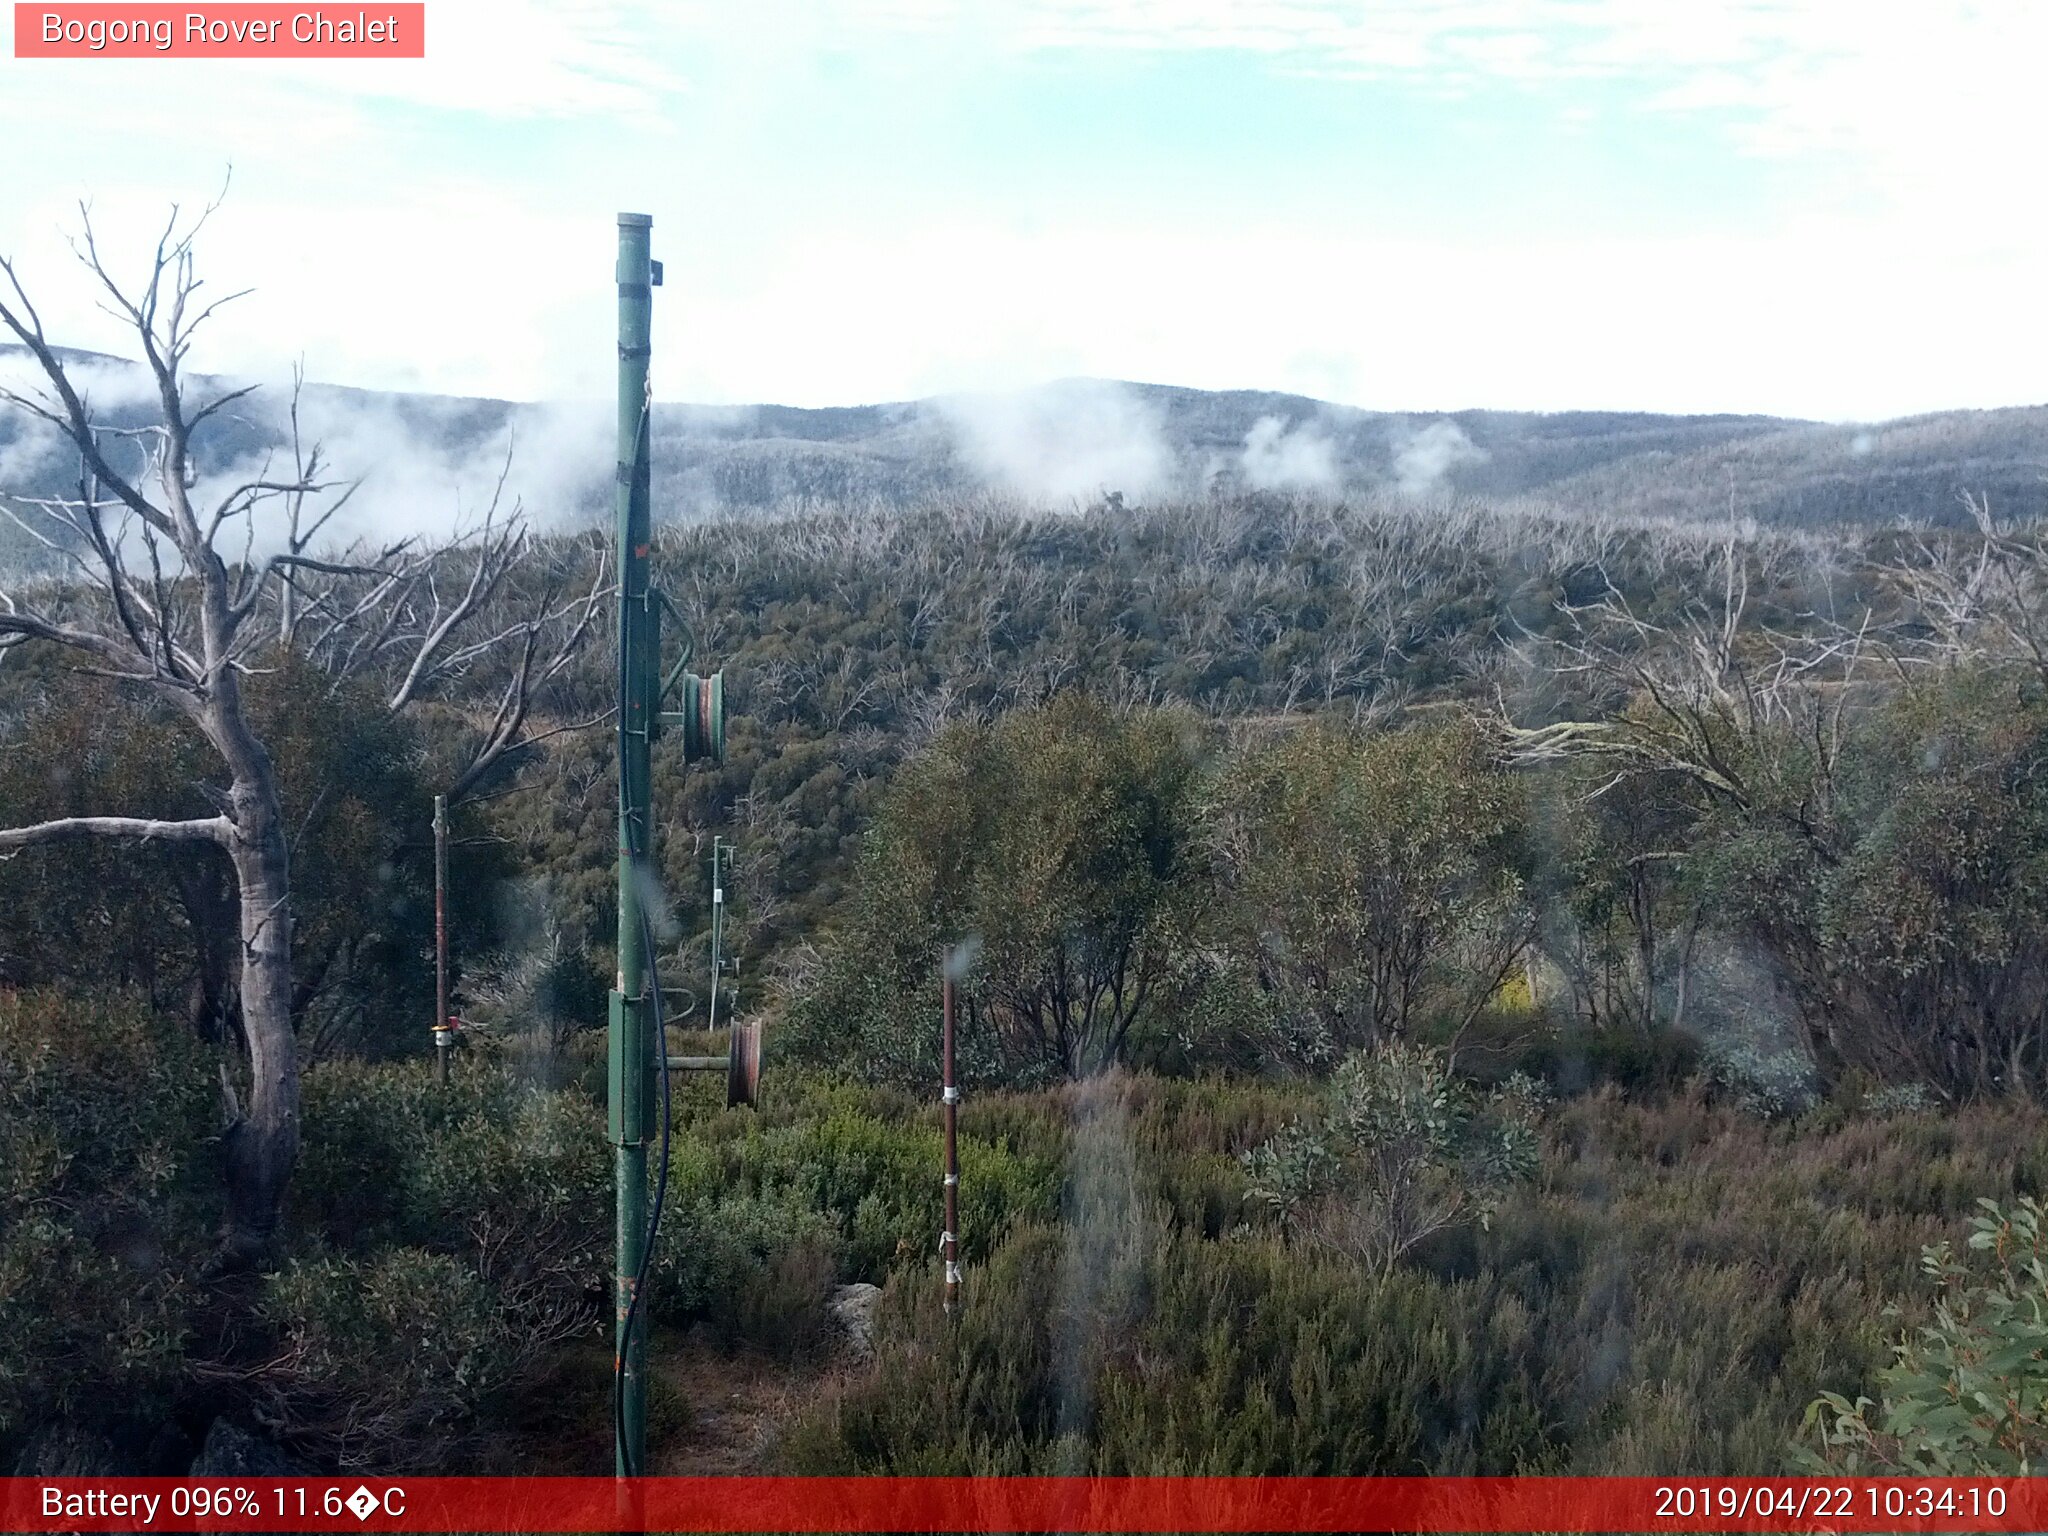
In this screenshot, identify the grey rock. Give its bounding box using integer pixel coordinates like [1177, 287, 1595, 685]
[827, 1282, 883, 1361]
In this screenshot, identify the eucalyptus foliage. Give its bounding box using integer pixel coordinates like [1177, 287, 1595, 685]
[1214, 720, 1531, 1063]
[786, 694, 1212, 1082]
[1805, 1198, 2048, 1474]
[1243, 1042, 1547, 1274]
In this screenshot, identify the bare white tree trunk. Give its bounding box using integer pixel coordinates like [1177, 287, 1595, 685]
[214, 689, 299, 1260]
[0, 193, 606, 1265]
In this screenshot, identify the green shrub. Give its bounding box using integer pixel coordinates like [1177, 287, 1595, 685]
[649, 1190, 842, 1351]
[293, 1063, 437, 1247]
[1513, 1019, 1703, 1098]
[1212, 718, 1531, 1064]
[406, 1087, 611, 1334]
[786, 1218, 1579, 1475]
[641, 1089, 1064, 1353]
[666, 1085, 1064, 1275]
[1803, 1198, 2048, 1474]
[0, 663, 495, 1057]
[211, 1059, 613, 1465]
[1672, 671, 2048, 1104]
[734, 1106, 1060, 1278]
[1125, 1075, 1305, 1237]
[785, 695, 1214, 1084]
[247, 1249, 525, 1468]
[789, 1074, 2046, 1477]
[0, 989, 214, 1442]
[1861, 1081, 1940, 1117]
[0, 1215, 196, 1445]
[296, 1058, 1058, 1369]
[296, 1058, 609, 1296]
[1705, 1040, 1821, 1120]
[1243, 1043, 1546, 1274]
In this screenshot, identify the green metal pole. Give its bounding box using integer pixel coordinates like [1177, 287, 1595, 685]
[609, 210, 657, 1479]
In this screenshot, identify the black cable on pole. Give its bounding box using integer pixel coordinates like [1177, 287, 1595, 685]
[613, 842, 726, 1472]
[610, 380, 670, 1478]
[613, 894, 673, 1477]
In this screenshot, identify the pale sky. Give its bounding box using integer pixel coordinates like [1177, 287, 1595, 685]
[2, 1, 2044, 421]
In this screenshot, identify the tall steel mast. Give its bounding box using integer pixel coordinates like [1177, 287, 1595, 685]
[608, 211, 734, 1479]
[609, 210, 658, 1478]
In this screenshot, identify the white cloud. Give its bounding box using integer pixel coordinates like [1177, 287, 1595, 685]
[1393, 420, 1486, 498]
[1239, 415, 1340, 493]
[0, 1, 685, 130]
[254, 390, 611, 547]
[869, 1, 2048, 230]
[1, 343, 610, 556]
[934, 379, 1174, 503]
[0, 351, 176, 522]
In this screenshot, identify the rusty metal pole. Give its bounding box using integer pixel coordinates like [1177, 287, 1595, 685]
[432, 793, 450, 1084]
[942, 971, 960, 1317]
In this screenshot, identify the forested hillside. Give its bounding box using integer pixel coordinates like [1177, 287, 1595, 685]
[7, 302, 2048, 1480]
[8, 471, 2048, 1476]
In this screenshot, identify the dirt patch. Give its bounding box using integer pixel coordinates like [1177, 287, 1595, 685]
[470, 1316, 860, 1475]
[650, 1325, 856, 1475]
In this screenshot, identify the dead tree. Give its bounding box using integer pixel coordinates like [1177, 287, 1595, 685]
[0, 198, 602, 1267]
[1496, 541, 1865, 820]
[1491, 541, 1869, 1052]
[1877, 491, 2048, 683]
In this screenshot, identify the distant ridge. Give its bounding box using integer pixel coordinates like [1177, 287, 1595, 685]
[4, 347, 2046, 576]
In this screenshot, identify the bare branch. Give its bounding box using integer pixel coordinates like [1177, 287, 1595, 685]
[0, 813, 232, 852]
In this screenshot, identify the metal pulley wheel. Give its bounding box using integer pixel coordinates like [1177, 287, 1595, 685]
[726, 1016, 762, 1108]
[679, 670, 725, 763]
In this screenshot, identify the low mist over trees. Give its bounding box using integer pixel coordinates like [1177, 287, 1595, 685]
[11, 355, 2048, 585]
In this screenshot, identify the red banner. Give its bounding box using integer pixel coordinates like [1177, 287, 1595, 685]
[0, 1476, 2040, 1533]
[13, 5, 424, 58]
